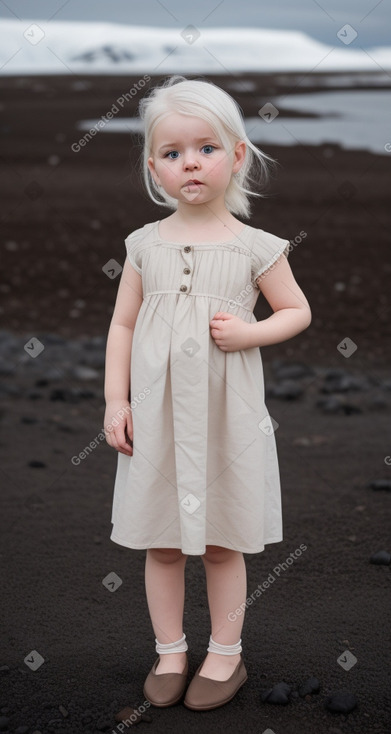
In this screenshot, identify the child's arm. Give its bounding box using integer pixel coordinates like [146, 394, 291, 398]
[210, 255, 311, 351]
[250, 254, 311, 347]
[104, 258, 143, 455]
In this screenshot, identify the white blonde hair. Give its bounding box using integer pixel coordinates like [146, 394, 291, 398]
[137, 75, 275, 218]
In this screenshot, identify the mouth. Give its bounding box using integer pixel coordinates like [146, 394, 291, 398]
[183, 179, 203, 186]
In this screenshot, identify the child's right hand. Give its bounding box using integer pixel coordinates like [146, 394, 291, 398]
[104, 400, 134, 456]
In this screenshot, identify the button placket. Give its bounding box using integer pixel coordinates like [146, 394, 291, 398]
[180, 245, 193, 293]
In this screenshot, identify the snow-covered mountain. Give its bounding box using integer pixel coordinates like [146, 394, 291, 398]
[0, 18, 390, 75]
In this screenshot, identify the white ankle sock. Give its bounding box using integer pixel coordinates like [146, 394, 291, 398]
[207, 635, 242, 655]
[155, 632, 188, 654]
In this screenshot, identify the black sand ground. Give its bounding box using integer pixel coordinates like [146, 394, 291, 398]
[0, 74, 390, 734]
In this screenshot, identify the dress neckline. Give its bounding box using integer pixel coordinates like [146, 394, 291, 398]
[155, 220, 250, 245]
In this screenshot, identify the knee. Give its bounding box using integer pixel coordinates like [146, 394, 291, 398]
[147, 547, 186, 564]
[202, 545, 237, 563]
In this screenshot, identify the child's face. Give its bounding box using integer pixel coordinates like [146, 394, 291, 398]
[147, 112, 245, 206]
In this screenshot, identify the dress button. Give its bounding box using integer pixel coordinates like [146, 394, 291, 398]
[183, 267, 191, 274]
[179, 285, 187, 292]
[183, 246, 191, 253]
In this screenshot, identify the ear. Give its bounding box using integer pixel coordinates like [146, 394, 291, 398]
[232, 140, 246, 174]
[147, 156, 160, 186]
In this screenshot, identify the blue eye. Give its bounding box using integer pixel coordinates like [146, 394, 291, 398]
[165, 150, 179, 159]
[202, 145, 215, 154]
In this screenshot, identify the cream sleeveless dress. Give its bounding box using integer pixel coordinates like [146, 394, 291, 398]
[110, 220, 290, 556]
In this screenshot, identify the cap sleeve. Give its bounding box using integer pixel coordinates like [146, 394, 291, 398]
[251, 228, 291, 288]
[124, 228, 144, 275]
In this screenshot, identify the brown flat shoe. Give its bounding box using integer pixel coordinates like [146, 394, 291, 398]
[183, 654, 248, 711]
[143, 656, 189, 707]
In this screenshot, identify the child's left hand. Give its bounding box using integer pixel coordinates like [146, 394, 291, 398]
[210, 312, 254, 352]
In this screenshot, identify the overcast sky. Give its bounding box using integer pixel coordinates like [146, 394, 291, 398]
[0, 0, 388, 47]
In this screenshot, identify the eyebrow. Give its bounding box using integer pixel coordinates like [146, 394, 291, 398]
[157, 137, 219, 153]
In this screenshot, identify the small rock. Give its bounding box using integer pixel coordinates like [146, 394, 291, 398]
[35, 378, 49, 387]
[321, 370, 365, 393]
[0, 716, 9, 731]
[268, 380, 303, 400]
[0, 665, 10, 673]
[27, 391, 44, 400]
[58, 704, 68, 717]
[368, 479, 391, 492]
[316, 396, 361, 414]
[28, 460, 46, 468]
[21, 416, 38, 424]
[43, 368, 67, 380]
[274, 363, 314, 380]
[298, 676, 320, 697]
[72, 366, 99, 380]
[370, 550, 391, 565]
[115, 706, 144, 725]
[15, 726, 29, 734]
[261, 681, 292, 704]
[49, 387, 96, 402]
[368, 396, 388, 410]
[95, 719, 112, 731]
[324, 689, 357, 714]
[40, 333, 67, 346]
[0, 361, 13, 376]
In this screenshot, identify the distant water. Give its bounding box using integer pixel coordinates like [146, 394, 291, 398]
[76, 89, 391, 156]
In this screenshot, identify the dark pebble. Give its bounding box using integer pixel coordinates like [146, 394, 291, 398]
[261, 681, 292, 704]
[0, 384, 20, 397]
[21, 416, 39, 424]
[27, 391, 45, 400]
[368, 396, 388, 410]
[80, 352, 106, 368]
[35, 378, 49, 387]
[115, 706, 147, 725]
[274, 363, 315, 380]
[316, 396, 361, 414]
[0, 361, 14, 376]
[28, 460, 46, 468]
[49, 387, 96, 402]
[0, 665, 10, 674]
[0, 716, 9, 731]
[95, 720, 112, 731]
[368, 479, 391, 492]
[298, 676, 320, 696]
[324, 689, 357, 714]
[268, 380, 303, 400]
[370, 550, 391, 565]
[321, 373, 365, 393]
[41, 334, 67, 345]
[15, 726, 30, 734]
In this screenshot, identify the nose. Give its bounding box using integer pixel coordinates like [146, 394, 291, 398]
[183, 149, 200, 170]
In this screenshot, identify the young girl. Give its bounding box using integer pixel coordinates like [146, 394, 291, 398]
[104, 75, 311, 712]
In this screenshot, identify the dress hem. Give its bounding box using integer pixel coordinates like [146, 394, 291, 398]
[110, 531, 283, 555]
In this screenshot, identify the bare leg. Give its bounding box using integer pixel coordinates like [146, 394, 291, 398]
[200, 545, 247, 680]
[145, 548, 188, 674]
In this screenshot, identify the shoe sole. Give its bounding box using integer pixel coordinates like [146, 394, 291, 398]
[183, 674, 248, 711]
[143, 683, 188, 708]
